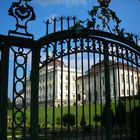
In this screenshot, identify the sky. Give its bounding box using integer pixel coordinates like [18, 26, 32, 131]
[0, 0, 140, 98]
[0, 0, 140, 39]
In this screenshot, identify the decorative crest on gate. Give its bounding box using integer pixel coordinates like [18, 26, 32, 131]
[8, 0, 36, 38]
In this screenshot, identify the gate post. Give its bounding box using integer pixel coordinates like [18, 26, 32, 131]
[30, 46, 40, 140]
[103, 40, 112, 140]
[0, 44, 9, 140]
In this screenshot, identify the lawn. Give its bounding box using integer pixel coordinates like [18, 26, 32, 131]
[8, 99, 140, 128]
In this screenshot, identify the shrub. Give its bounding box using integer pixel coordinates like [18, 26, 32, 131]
[80, 115, 86, 128]
[84, 124, 92, 133]
[73, 102, 76, 106]
[62, 113, 75, 128]
[115, 102, 126, 126]
[56, 117, 61, 126]
[130, 107, 140, 140]
[101, 104, 115, 128]
[93, 115, 101, 126]
[93, 115, 101, 122]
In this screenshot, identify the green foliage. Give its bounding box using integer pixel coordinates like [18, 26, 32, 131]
[115, 102, 126, 126]
[73, 102, 76, 106]
[8, 99, 140, 129]
[101, 104, 115, 128]
[83, 124, 92, 133]
[80, 115, 86, 128]
[130, 106, 140, 139]
[8, 98, 12, 109]
[56, 117, 61, 126]
[16, 113, 23, 124]
[62, 113, 75, 128]
[93, 115, 101, 123]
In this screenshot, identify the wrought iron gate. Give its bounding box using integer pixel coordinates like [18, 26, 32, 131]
[0, 0, 140, 140]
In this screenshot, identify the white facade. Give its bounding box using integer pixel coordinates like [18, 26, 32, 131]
[77, 61, 139, 103]
[17, 60, 139, 105]
[26, 60, 82, 105]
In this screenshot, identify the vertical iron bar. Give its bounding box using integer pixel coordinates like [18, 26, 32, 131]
[99, 43, 103, 140]
[111, 44, 117, 140]
[60, 16, 64, 133]
[103, 40, 112, 140]
[30, 46, 40, 140]
[46, 20, 49, 35]
[0, 44, 9, 140]
[74, 32, 78, 134]
[67, 39, 71, 140]
[126, 49, 132, 117]
[87, 39, 91, 126]
[93, 43, 97, 140]
[81, 38, 85, 123]
[74, 38, 79, 140]
[24, 54, 28, 139]
[122, 47, 127, 140]
[116, 45, 122, 139]
[60, 40, 64, 131]
[136, 55, 140, 106]
[67, 17, 70, 30]
[12, 53, 16, 140]
[75, 47, 78, 130]
[52, 42, 56, 133]
[54, 18, 56, 33]
[45, 45, 49, 139]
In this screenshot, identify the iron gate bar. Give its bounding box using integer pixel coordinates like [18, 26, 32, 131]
[0, 44, 9, 140]
[67, 39, 71, 139]
[121, 47, 127, 140]
[45, 44, 49, 139]
[87, 39, 91, 126]
[111, 43, 118, 140]
[99, 46, 103, 140]
[60, 40, 64, 132]
[93, 42, 97, 140]
[126, 49, 131, 139]
[52, 42, 56, 133]
[104, 40, 112, 140]
[116, 44, 122, 139]
[136, 56, 140, 106]
[74, 38, 78, 133]
[30, 46, 40, 140]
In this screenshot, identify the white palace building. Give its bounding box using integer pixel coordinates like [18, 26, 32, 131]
[26, 59, 82, 106]
[77, 61, 139, 103]
[23, 60, 139, 106]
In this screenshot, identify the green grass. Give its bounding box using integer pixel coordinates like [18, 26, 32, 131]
[7, 99, 140, 128]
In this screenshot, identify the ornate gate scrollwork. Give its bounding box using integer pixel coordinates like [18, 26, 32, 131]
[0, 0, 140, 140]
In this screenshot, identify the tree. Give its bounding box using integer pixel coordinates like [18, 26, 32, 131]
[101, 104, 115, 128]
[130, 107, 140, 140]
[93, 115, 101, 126]
[80, 115, 86, 128]
[8, 98, 12, 109]
[62, 113, 75, 128]
[115, 102, 126, 126]
[56, 117, 61, 126]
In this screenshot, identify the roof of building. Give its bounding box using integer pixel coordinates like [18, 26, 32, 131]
[77, 60, 139, 79]
[40, 59, 67, 69]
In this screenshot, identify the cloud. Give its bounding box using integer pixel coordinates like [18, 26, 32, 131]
[34, 0, 87, 6]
